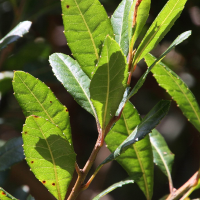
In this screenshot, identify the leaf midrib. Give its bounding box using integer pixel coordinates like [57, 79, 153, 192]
[33, 118, 61, 200]
[16, 73, 54, 124]
[159, 66, 200, 124]
[74, 0, 99, 61]
[122, 112, 150, 200]
[134, 0, 181, 65]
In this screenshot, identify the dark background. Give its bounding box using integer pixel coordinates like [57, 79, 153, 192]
[0, 0, 200, 199]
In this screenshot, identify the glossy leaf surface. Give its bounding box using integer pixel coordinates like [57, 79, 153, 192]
[90, 36, 128, 130]
[0, 21, 32, 50]
[105, 101, 154, 199]
[12, 71, 72, 145]
[22, 116, 76, 200]
[49, 53, 97, 118]
[127, 31, 191, 101]
[145, 53, 200, 132]
[0, 187, 18, 200]
[111, 0, 133, 56]
[133, 0, 188, 65]
[102, 100, 170, 165]
[128, 0, 151, 49]
[150, 129, 174, 180]
[93, 178, 135, 200]
[61, 0, 113, 78]
[0, 137, 24, 171]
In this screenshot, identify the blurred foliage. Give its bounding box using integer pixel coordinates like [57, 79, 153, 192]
[0, 0, 200, 200]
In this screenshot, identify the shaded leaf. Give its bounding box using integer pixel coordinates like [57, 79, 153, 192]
[133, 0, 188, 65]
[61, 0, 113, 78]
[106, 101, 154, 199]
[150, 129, 174, 182]
[22, 116, 76, 200]
[0, 21, 32, 51]
[0, 137, 24, 171]
[102, 100, 170, 165]
[128, 0, 151, 49]
[0, 187, 18, 200]
[111, 0, 133, 56]
[49, 53, 97, 118]
[27, 195, 35, 200]
[145, 53, 200, 132]
[0, 71, 13, 96]
[126, 31, 191, 102]
[12, 71, 72, 145]
[90, 36, 128, 130]
[92, 177, 135, 200]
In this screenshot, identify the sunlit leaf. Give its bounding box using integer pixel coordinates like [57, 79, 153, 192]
[111, 0, 133, 56]
[0, 187, 18, 200]
[90, 36, 128, 130]
[150, 129, 174, 184]
[133, 0, 188, 65]
[23, 116, 76, 200]
[126, 31, 191, 102]
[102, 100, 170, 165]
[49, 53, 97, 119]
[128, 0, 151, 49]
[92, 177, 136, 200]
[105, 101, 154, 199]
[145, 53, 200, 132]
[12, 71, 72, 145]
[0, 21, 32, 50]
[0, 137, 24, 171]
[61, 0, 113, 78]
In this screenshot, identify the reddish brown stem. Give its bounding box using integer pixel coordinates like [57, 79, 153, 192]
[166, 171, 199, 200]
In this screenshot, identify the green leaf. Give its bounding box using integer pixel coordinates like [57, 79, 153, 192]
[105, 101, 154, 200]
[22, 116, 76, 200]
[150, 129, 174, 180]
[12, 71, 72, 145]
[145, 53, 200, 132]
[133, 0, 188, 65]
[0, 21, 32, 51]
[92, 177, 135, 200]
[0, 71, 13, 96]
[90, 36, 128, 130]
[49, 53, 97, 119]
[61, 0, 114, 78]
[101, 100, 170, 165]
[126, 31, 191, 102]
[128, 0, 151, 49]
[0, 187, 18, 200]
[111, 0, 133, 56]
[0, 137, 24, 171]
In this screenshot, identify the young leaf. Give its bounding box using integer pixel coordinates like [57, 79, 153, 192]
[12, 71, 72, 145]
[150, 129, 174, 192]
[0, 137, 24, 171]
[111, 0, 133, 56]
[61, 0, 114, 78]
[126, 31, 191, 102]
[145, 53, 200, 132]
[0, 21, 32, 51]
[102, 100, 170, 165]
[49, 53, 97, 119]
[92, 177, 135, 200]
[0, 187, 18, 200]
[22, 116, 76, 200]
[128, 0, 151, 50]
[105, 101, 154, 200]
[133, 0, 188, 65]
[90, 36, 128, 131]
